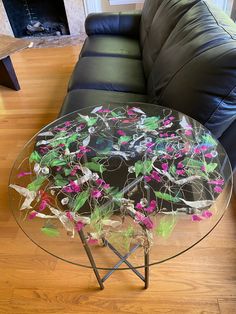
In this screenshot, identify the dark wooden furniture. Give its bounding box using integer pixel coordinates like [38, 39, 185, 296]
[0, 35, 31, 90]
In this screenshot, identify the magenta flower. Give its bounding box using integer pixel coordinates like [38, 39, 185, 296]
[164, 119, 171, 126]
[201, 165, 206, 172]
[177, 162, 184, 169]
[200, 145, 208, 151]
[192, 215, 202, 222]
[161, 163, 169, 172]
[145, 200, 157, 213]
[64, 121, 71, 127]
[29, 211, 37, 220]
[135, 212, 154, 229]
[103, 183, 110, 190]
[169, 116, 175, 121]
[214, 186, 223, 193]
[185, 129, 192, 136]
[144, 175, 152, 182]
[202, 210, 213, 218]
[17, 172, 32, 178]
[96, 178, 105, 185]
[194, 147, 201, 154]
[208, 179, 224, 185]
[39, 200, 47, 211]
[87, 237, 98, 245]
[176, 169, 185, 176]
[66, 212, 74, 221]
[75, 220, 85, 231]
[63, 181, 81, 193]
[91, 189, 102, 199]
[146, 142, 155, 148]
[205, 153, 213, 159]
[117, 130, 126, 136]
[151, 171, 161, 182]
[166, 146, 174, 153]
[127, 108, 135, 115]
[70, 165, 80, 176]
[135, 203, 143, 210]
[79, 146, 91, 153]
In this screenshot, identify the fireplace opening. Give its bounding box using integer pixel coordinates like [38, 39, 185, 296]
[2, 0, 70, 38]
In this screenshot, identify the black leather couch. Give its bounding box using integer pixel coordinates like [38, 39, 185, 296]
[59, 0, 236, 170]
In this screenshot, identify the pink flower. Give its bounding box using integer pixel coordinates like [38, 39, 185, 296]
[135, 212, 154, 230]
[87, 237, 98, 245]
[144, 175, 152, 182]
[39, 200, 47, 211]
[176, 169, 185, 176]
[201, 165, 206, 172]
[66, 212, 74, 221]
[79, 146, 91, 153]
[17, 172, 32, 178]
[76, 153, 84, 159]
[214, 186, 223, 193]
[91, 189, 102, 199]
[146, 142, 155, 148]
[164, 120, 171, 126]
[103, 183, 110, 190]
[208, 179, 224, 185]
[194, 147, 201, 154]
[151, 171, 161, 182]
[135, 203, 143, 210]
[63, 181, 81, 193]
[70, 165, 80, 176]
[177, 162, 184, 169]
[64, 121, 71, 127]
[29, 211, 37, 220]
[127, 108, 135, 115]
[200, 145, 208, 151]
[205, 153, 213, 159]
[192, 215, 202, 222]
[171, 133, 175, 137]
[185, 129, 192, 136]
[96, 178, 105, 185]
[117, 130, 126, 136]
[166, 146, 174, 153]
[75, 220, 85, 231]
[161, 163, 168, 172]
[202, 210, 213, 218]
[145, 200, 157, 213]
[169, 116, 175, 121]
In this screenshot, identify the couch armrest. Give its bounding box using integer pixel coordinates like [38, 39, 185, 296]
[85, 12, 142, 38]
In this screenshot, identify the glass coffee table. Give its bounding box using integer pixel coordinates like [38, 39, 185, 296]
[9, 103, 233, 289]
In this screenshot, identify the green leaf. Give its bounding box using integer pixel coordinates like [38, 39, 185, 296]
[54, 174, 69, 187]
[169, 165, 176, 176]
[155, 191, 180, 203]
[50, 159, 67, 167]
[41, 227, 60, 237]
[144, 116, 160, 130]
[74, 190, 90, 212]
[29, 151, 41, 163]
[183, 158, 203, 168]
[41, 150, 58, 166]
[135, 160, 143, 177]
[87, 117, 98, 126]
[27, 176, 46, 191]
[156, 216, 177, 238]
[205, 163, 217, 173]
[84, 162, 106, 173]
[66, 133, 78, 146]
[142, 160, 153, 175]
[202, 134, 217, 146]
[64, 168, 72, 176]
[118, 136, 132, 145]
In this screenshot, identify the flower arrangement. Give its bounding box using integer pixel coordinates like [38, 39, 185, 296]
[9, 104, 225, 252]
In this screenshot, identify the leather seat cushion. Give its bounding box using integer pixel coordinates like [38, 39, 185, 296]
[59, 89, 148, 116]
[68, 57, 146, 94]
[80, 35, 141, 59]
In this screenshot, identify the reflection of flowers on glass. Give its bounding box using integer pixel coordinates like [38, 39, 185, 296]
[9, 105, 225, 251]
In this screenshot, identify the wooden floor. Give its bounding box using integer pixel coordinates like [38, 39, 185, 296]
[0, 46, 236, 314]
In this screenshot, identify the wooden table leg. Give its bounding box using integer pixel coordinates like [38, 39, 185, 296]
[0, 56, 20, 91]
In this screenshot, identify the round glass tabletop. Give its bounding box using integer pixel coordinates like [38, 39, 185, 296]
[9, 103, 233, 270]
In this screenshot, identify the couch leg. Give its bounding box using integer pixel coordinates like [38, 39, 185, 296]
[0, 56, 20, 91]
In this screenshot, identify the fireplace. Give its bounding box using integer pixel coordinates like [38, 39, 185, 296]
[2, 0, 70, 37]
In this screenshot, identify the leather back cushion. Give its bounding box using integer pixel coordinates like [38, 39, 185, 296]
[142, 0, 236, 137]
